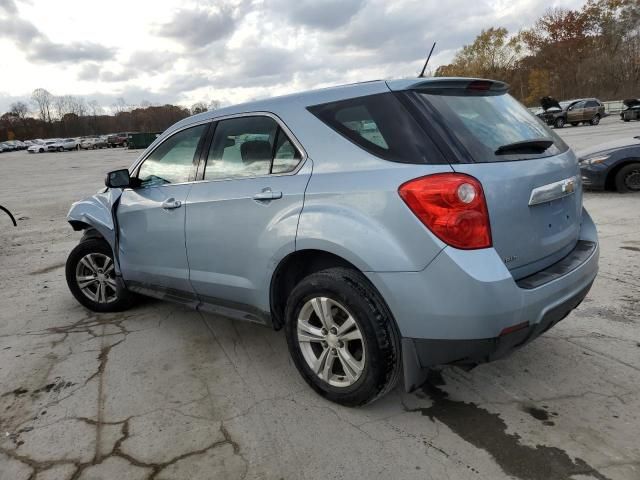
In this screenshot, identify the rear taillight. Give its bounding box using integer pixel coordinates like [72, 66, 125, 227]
[398, 173, 492, 250]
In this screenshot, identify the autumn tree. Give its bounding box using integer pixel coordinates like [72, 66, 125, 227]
[435, 27, 523, 78]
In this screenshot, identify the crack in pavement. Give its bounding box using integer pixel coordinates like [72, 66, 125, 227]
[0, 419, 245, 480]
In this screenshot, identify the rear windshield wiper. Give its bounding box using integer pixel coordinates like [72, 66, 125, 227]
[495, 139, 554, 155]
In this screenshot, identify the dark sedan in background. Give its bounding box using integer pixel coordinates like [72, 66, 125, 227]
[579, 136, 640, 193]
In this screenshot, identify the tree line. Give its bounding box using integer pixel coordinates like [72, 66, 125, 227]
[1, 89, 217, 142]
[435, 0, 639, 106]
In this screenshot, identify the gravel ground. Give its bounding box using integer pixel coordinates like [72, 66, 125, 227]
[0, 118, 639, 480]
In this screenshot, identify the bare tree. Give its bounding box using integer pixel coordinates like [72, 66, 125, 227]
[9, 101, 29, 120]
[191, 102, 208, 115]
[112, 97, 128, 114]
[68, 96, 87, 117]
[53, 95, 72, 120]
[87, 100, 102, 117]
[31, 88, 53, 123]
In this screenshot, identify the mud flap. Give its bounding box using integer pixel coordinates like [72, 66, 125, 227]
[401, 338, 430, 392]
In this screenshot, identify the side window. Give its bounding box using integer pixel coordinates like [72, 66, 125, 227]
[272, 128, 302, 174]
[586, 101, 598, 108]
[335, 105, 389, 149]
[571, 101, 585, 110]
[138, 124, 206, 187]
[204, 116, 302, 180]
[308, 93, 440, 164]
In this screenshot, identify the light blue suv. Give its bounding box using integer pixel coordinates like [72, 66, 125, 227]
[66, 78, 599, 406]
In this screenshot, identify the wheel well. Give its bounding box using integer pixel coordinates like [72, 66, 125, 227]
[270, 250, 360, 330]
[68, 221, 106, 242]
[605, 158, 640, 191]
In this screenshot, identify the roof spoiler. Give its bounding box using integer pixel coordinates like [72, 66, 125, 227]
[387, 77, 509, 94]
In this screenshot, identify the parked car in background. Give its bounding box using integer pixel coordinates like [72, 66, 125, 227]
[5, 140, 27, 150]
[28, 140, 57, 153]
[49, 138, 79, 152]
[538, 97, 605, 128]
[0, 142, 14, 152]
[107, 132, 135, 148]
[620, 99, 640, 122]
[65, 77, 598, 406]
[80, 137, 108, 150]
[579, 136, 640, 193]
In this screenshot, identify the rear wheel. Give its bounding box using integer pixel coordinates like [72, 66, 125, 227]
[122, 141, 128, 148]
[284, 267, 401, 406]
[39, 148, 44, 153]
[615, 163, 640, 193]
[571, 122, 579, 127]
[554, 117, 565, 128]
[65, 238, 135, 312]
[590, 114, 601, 126]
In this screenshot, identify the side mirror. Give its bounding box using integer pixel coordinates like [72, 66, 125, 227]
[105, 169, 132, 188]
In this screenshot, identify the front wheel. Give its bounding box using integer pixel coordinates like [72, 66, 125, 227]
[284, 267, 401, 406]
[590, 114, 600, 125]
[65, 238, 135, 312]
[554, 117, 565, 128]
[615, 163, 640, 193]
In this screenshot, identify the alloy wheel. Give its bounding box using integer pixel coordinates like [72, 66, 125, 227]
[75, 253, 118, 304]
[624, 168, 640, 191]
[297, 297, 366, 388]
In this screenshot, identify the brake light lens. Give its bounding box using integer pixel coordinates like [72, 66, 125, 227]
[398, 173, 492, 249]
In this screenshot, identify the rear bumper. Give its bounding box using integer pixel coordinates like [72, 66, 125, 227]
[404, 279, 591, 366]
[365, 208, 599, 391]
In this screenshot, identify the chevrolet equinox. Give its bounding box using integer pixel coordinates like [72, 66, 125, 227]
[66, 78, 599, 406]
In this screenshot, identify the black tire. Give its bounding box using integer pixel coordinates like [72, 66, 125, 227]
[58, 147, 64, 152]
[554, 117, 565, 128]
[122, 141, 128, 148]
[284, 267, 401, 406]
[614, 163, 640, 193]
[624, 118, 630, 122]
[39, 148, 44, 153]
[65, 238, 135, 312]
[571, 122, 579, 127]
[590, 114, 600, 126]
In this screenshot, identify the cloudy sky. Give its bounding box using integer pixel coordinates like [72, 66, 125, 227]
[0, 0, 585, 114]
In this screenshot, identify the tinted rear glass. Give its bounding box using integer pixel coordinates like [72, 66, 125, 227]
[307, 93, 444, 164]
[415, 91, 569, 162]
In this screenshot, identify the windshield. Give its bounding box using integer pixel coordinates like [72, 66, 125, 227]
[415, 91, 569, 162]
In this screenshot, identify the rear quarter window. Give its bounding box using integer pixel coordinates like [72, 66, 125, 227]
[307, 93, 445, 164]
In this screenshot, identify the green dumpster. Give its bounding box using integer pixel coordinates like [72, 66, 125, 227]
[127, 132, 162, 149]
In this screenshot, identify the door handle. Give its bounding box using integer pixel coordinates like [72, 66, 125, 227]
[162, 198, 182, 210]
[253, 189, 282, 201]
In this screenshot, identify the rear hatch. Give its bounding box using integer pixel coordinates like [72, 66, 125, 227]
[396, 79, 582, 279]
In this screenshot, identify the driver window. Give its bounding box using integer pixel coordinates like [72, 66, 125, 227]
[138, 124, 207, 187]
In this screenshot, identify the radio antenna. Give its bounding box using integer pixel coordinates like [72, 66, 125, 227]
[418, 42, 437, 78]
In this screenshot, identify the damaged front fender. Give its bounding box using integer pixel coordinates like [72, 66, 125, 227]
[67, 188, 123, 270]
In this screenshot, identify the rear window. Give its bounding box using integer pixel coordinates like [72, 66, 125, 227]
[415, 91, 569, 162]
[307, 93, 444, 164]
